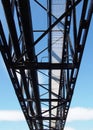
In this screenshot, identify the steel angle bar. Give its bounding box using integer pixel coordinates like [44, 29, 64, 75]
[47, 0, 52, 128]
[24, 96, 62, 103]
[41, 102, 49, 107]
[38, 70, 49, 78]
[36, 99, 69, 116]
[1, 0, 21, 58]
[67, 35, 75, 57]
[39, 84, 62, 99]
[72, 0, 77, 50]
[34, 0, 47, 11]
[40, 99, 65, 102]
[32, 116, 63, 120]
[11, 62, 79, 69]
[36, 36, 64, 57]
[40, 92, 49, 97]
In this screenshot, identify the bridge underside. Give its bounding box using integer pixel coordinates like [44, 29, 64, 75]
[0, 0, 93, 130]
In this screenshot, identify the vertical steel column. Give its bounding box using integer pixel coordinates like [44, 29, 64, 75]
[47, 0, 52, 128]
[72, 0, 77, 51]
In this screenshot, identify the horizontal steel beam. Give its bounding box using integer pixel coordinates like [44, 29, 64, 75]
[24, 98, 66, 102]
[31, 116, 63, 120]
[11, 62, 79, 70]
[40, 99, 65, 102]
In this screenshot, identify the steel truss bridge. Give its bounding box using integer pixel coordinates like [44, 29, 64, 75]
[0, 0, 93, 130]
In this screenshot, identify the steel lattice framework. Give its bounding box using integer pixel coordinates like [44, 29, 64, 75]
[0, 0, 93, 130]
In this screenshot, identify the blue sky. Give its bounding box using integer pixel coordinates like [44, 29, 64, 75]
[0, 1, 93, 130]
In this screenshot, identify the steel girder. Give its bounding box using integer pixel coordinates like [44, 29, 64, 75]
[0, 0, 93, 130]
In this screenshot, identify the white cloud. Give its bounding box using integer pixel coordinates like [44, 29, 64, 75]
[1, 107, 93, 123]
[67, 107, 93, 122]
[64, 127, 76, 130]
[0, 110, 25, 121]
